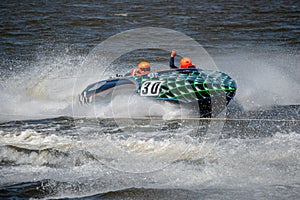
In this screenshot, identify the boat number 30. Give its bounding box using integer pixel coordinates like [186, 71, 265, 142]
[140, 81, 164, 96]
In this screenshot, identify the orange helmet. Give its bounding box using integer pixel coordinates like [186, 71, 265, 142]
[180, 57, 193, 68]
[138, 61, 150, 75]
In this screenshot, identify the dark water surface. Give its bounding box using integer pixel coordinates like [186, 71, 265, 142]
[1, 0, 299, 60]
[0, 0, 300, 199]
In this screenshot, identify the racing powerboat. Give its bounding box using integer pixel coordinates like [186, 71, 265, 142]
[79, 68, 237, 117]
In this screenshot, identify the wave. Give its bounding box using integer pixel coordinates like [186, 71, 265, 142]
[1, 130, 300, 199]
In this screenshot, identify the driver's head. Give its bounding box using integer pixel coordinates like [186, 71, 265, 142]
[138, 61, 151, 75]
[180, 57, 193, 68]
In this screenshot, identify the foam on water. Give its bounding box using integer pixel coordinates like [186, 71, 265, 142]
[0, 47, 299, 198]
[0, 50, 197, 122]
[0, 49, 300, 121]
[0, 46, 299, 122]
[0, 49, 110, 122]
[1, 127, 299, 197]
[216, 47, 300, 110]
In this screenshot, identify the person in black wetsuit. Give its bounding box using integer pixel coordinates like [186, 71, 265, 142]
[169, 50, 196, 69]
[170, 50, 212, 117]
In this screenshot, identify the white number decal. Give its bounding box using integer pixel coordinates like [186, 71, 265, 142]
[140, 81, 164, 96]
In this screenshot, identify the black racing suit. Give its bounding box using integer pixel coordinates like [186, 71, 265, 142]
[169, 56, 178, 69]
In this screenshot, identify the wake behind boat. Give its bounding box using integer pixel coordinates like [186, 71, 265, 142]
[79, 68, 237, 117]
